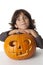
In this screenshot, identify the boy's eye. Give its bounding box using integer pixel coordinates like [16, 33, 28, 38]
[17, 18, 20, 21]
[24, 16, 27, 19]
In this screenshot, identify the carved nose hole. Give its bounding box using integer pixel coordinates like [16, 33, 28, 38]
[9, 41, 15, 47]
[18, 46, 21, 49]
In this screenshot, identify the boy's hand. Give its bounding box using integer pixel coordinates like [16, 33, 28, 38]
[30, 29, 38, 38]
[8, 29, 19, 35]
[24, 29, 38, 38]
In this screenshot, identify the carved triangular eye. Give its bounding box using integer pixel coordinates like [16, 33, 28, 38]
[9, 41, 16, 47]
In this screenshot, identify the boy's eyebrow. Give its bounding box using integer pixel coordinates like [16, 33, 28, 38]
[17, 14, 27, 19]
[17, 17, 20, 19]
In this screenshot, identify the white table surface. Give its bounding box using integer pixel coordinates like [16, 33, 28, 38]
[0, 48, 43, 65]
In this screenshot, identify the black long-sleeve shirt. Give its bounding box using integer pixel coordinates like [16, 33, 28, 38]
[0, 31, 10, 41]
[0, 30, 43, 49]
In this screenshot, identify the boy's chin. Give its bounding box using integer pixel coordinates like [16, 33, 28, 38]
[19, 27, 28, 30]
[19, 27, 27, 30]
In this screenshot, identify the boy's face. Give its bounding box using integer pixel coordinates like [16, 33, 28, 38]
[15, 12, 30, 29]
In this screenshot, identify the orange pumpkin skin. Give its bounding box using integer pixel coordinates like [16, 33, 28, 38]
[4, 33, 36, 60]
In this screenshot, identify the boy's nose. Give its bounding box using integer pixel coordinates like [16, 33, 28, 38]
[22, 18, 25, 22]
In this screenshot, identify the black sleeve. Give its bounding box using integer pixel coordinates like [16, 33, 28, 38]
[0, 31, 10, 42]
[35, 35, 43, 49]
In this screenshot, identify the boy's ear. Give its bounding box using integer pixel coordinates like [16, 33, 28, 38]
[15, 24, 18, 28]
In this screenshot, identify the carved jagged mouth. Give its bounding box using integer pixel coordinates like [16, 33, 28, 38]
[17, 50, 28, 56]
[9, 46, 32, 56]
[12, 50, 28, 56]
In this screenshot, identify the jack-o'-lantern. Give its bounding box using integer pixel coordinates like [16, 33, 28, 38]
[4, 33, 36, 60]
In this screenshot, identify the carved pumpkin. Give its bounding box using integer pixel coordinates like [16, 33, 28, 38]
[4, 33, 36, 60]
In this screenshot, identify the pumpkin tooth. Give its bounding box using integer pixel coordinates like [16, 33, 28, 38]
[16, 53, 18, 56]
[20, 52, 22, 55]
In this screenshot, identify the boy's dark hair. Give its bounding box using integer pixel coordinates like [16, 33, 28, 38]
[9, 9, 36, 30]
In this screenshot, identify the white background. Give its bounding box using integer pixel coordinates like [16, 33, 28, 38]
[0, 0, 43, 65]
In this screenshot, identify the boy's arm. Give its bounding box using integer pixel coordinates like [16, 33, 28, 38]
[0, 31, 10, 42]
[35, 35, 43, 49]
[31, 30, 43, 49]
[29, 29, 43, 49]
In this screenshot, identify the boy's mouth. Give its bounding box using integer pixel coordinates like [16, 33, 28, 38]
[21, 23, 26, 25]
